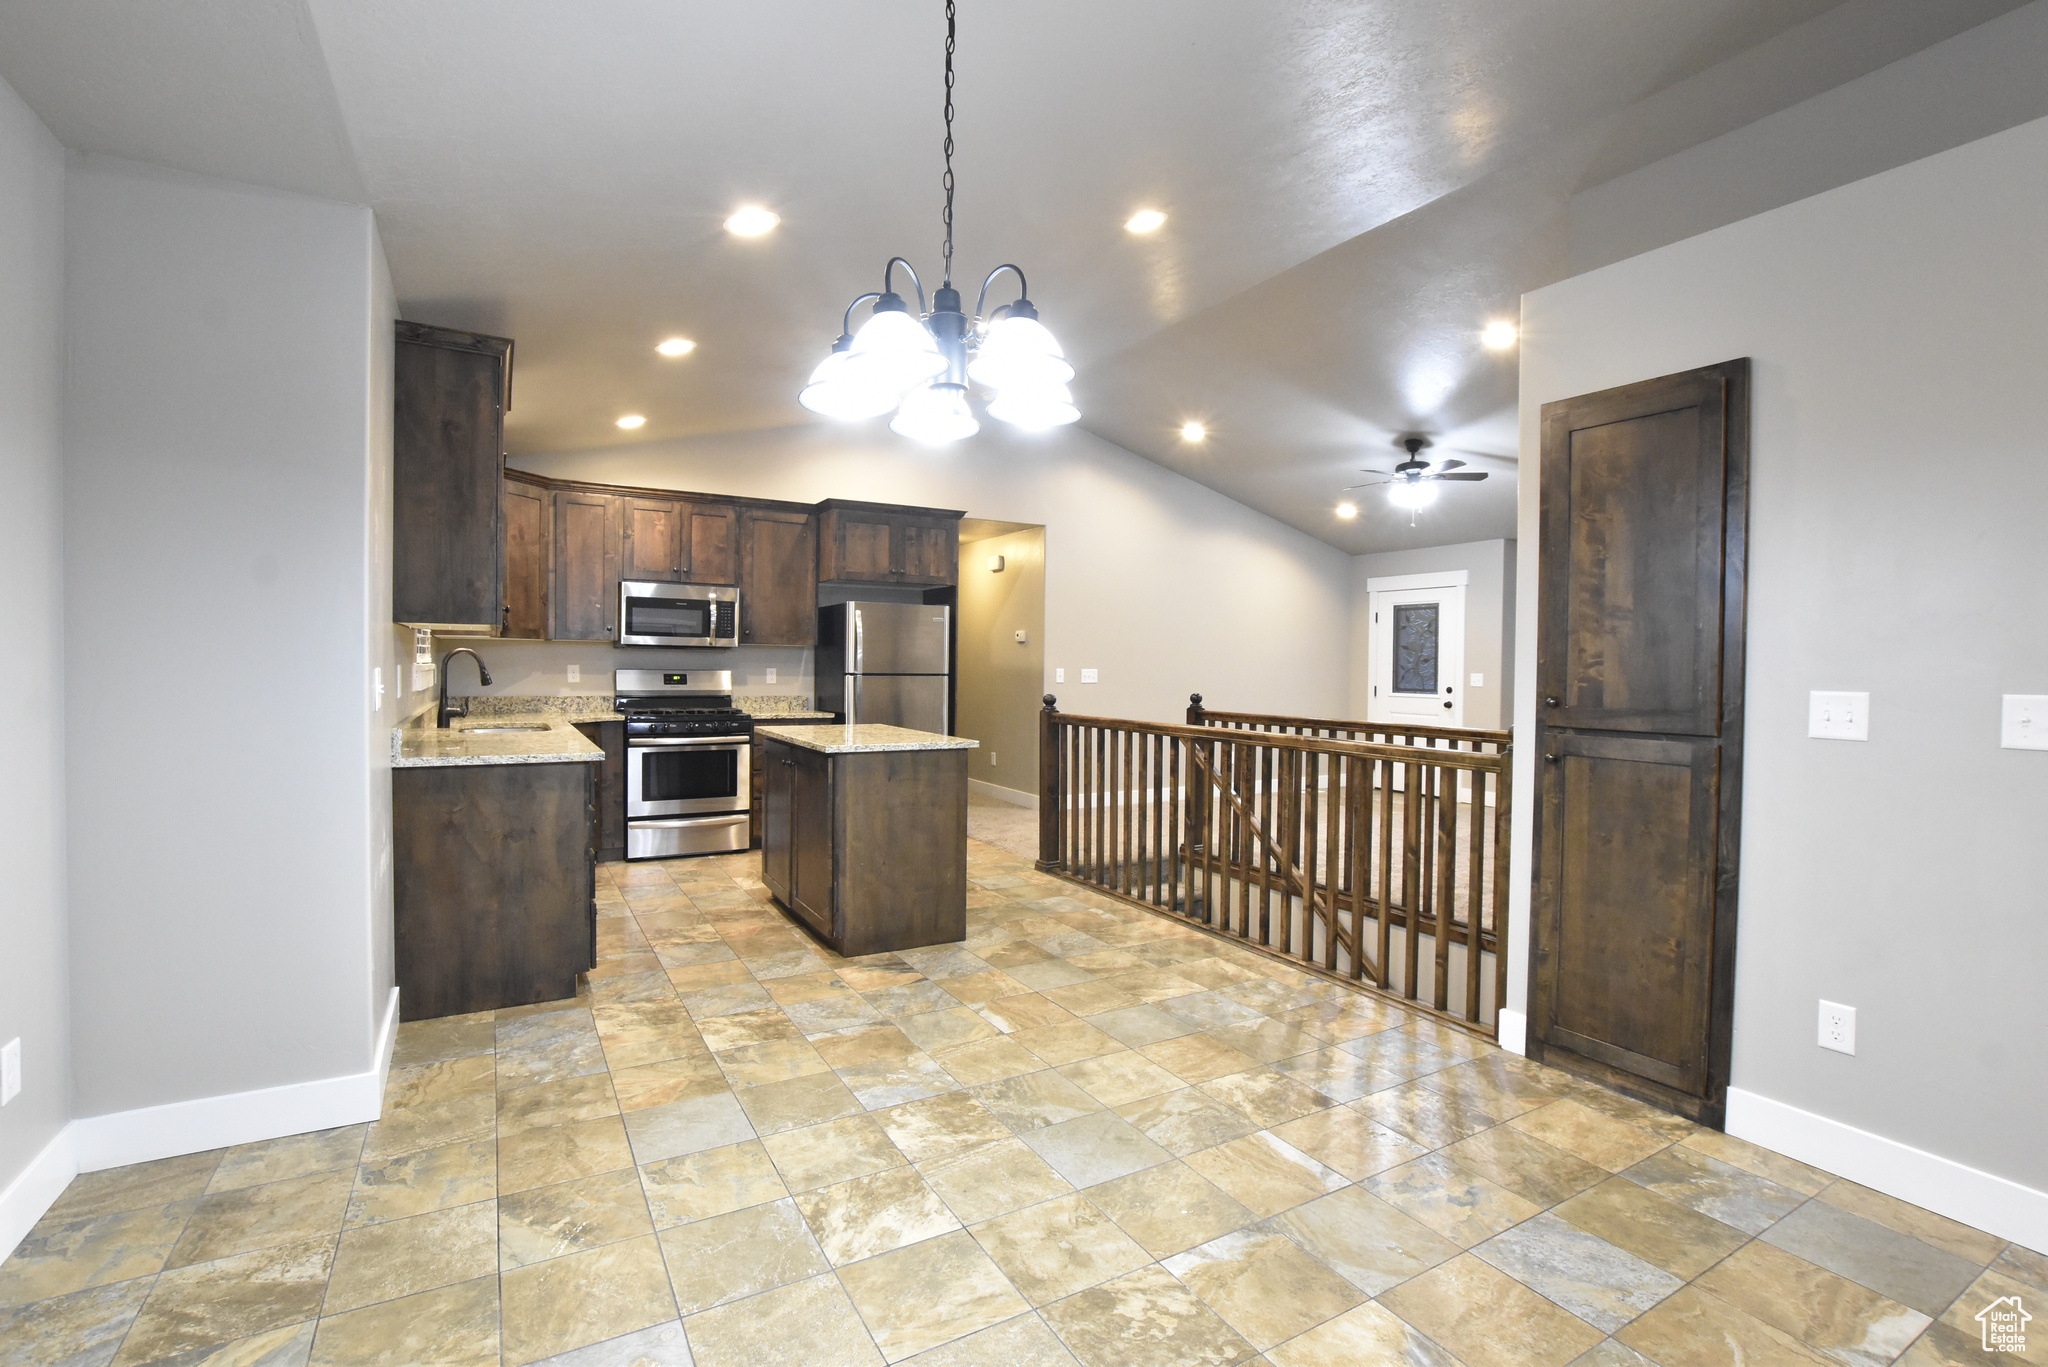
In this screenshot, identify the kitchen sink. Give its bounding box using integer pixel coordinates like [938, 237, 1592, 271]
[463, 723, 552, 732]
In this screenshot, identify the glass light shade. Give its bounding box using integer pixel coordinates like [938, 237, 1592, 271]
[848, 309, 945, 395]
[985, 382, 1079, 431]
[890, 382, 980, 445]
[1387, 478, 1438, 509]
[799, 349, 899, 421]
[967, 314, 1074, 390]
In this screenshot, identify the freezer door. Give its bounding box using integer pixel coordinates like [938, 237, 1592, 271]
[849, 602, 951, 675]
[852, 674, 949, 733]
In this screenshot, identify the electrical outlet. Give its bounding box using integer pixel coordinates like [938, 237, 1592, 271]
[766, 668, 777, 684]
[1, 1038, 19, 1104]
[1818, 1000, 1856, 1055]
[2002, 695, 2048, 750]
[1808, 691, 1870, 741]
[1470, 673, 1484, 687]
[990, 752, 998, 766]
[1055, 668, 1065, 683]
[1081, 669, 1099, 684]
[567, 664, 580, 683]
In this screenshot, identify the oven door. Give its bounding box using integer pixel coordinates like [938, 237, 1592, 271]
[626, 736, 750, 817]
[620, 582, 714, 647]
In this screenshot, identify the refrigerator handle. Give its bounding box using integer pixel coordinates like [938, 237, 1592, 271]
[844, 674, 855, 726]
[853, 608, 864, 674]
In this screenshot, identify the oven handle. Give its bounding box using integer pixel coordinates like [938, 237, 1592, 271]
[628, 813, 750, 830]
[627, 735, 752, 748]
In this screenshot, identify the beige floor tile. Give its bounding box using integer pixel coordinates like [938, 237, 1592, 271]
[1097, 967, 1205, 1004]
[345, 1139, 495, 1227]
[0, 1200, 196, 1309]
[1416, 1055, 1567, 1118]
[666, 959, 753, 993]
[0, 1277, 155, 1366]
[1137, 1033, 1264, 1085]
[765, 970, 856, 1005]
[1682, 1129, 1832, 1196]
[608, 1055, 729, 1112]
[974, 993, 1078, 1034]
[896, 1007, 1004, 1053]
[1199, 1067, 1336, 1128]
[498, 1115, 635, 1195]
[933, 1036, 1046, 1086]
[167, 1168, 355, 1269]
[1268, 1046, 1392, 1105]
[1112, 1087, 1260, 1158]
[875, 1092, 1013, 1165]
[1551, 1175, 1750, 1279]
[1993, 1245, 2048, 1292]
[208, 1126, 368, 1194]
[681, 1273, 884, 1367]
[1085, 1161, 1254, 1258]
[308, 1274, 498, 1367]
[892, 1311, 1079, 1367]
[622, 1092, 756, 1164]
[840, 1229, 1032, 1362]
[1170, 957, 1268, 991]
[1268, 1184, 1461, 1295]
[360, 1089, 498, 1162]
[1556, 1079, 1699, 1142]
[382, 1055, 497, 1110]
[1366, 1154, 1543, 1248]
[1013, 1021, 1125, 1067]
[1510, 1100, 1672, 1173]
[1759, 1197, 1982, 1317]
[1205, 1019, 1325, 1067]
[1474, 1211, 1686, 1333]
[1039, 1264, 1254, 1367]
[1266, 1107, 1427, 1182]
[971, 1070, 1104, 1133]
[736, 1070, 868, 1135]
[42, 1152, 222, 1222]
[1056, 1052, 1184, 1108]
[762, 1113, 907, 1192]
[713, 1037, 830, 1087]
[637, 1140, 786, 1228]
[499, 1167, 655, 1269]
[1265, 1300, 1457, 1367]
[1895, 1320, 2008, 1367]
[919, 1139, 1074, 1225]
[323, 1200, 498, 1314]
[388, 1015, 494, 1069]
[1183, 1132, 1348, 1219]
[1018, 1111, 1174, 1189]
[814, 1023, 923, 1069]
[1934, 1268, 2048, 1364]
[1617, 1285, 1837, 1367]
[1165, 1227, 1367, 1351]
[1620, 1144, 1807, 1235]
[970, 1193, 1151, 1304]
[1698, 1241, 1932, 1367]
[111, 1235, 335, 1365]
[1352, 1082, 1499, 1149]
[693, 1007, 803, 1052]
[940, 971, 1031, 1006]
[655, 1198, 830, 1314]
[797, 1167, 961, 1266]
[1379, 1253, 1605, 1367]
[499, 1233, 677, 1366]
[1815, 1180, 2006, 1267]
[1442, 1124, 1609, 1206]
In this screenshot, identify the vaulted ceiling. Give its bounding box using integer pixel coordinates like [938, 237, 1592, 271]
[0, 0, 2021, 551]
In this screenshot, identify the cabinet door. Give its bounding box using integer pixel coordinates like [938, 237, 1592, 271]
[898, 520, 958, 584]
[684, 504, 740, 585]
[553, 492, 621, 641]
[621, 498, 683, 583]
[790, 748, 836, 938]
[740, 509, 818, 646]
[574, 721, 627, 862]
[393, 327, 508, 629]
[761, 742, 795, 905]
[502, 478, 550, 638]
[821, 509, 896, 582]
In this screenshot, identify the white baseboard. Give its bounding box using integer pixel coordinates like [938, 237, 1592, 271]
[1726, 1085, 2048, 1252]
[969, 779, 1038, 809]
[1495, 1008, 1527, 1056]
[0, 1125, 80, 1263]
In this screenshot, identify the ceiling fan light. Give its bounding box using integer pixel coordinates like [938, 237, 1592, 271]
[849, 307, 946, 394]
[968, 313, 1073, 390]
[1387, 479, 1438, 510]
[986, 382, 1079, 431]
[891, 382, 980, 445]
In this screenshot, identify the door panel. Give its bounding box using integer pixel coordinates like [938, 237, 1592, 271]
[849, 603, 951, 675]
[899, 521, 957, 583]
[840, 519, 893, 580]
[852, 674, 949, 733]
[791, 748, 835, 936]
[739, 510, 816, 646]
[761, 742, 794, 905]
[502, 479, 549, 638]
[686, 506, 739, 584]
[1532, 358, 1748, 1127]
[622, 499, 682, 582]
[553, 492, 620, 641]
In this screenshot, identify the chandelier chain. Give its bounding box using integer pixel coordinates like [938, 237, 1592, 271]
[941, 0, 956, 288]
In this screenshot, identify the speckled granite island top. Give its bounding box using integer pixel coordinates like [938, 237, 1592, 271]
[392, 719, 603, 767]
[754, 723, 978, 754]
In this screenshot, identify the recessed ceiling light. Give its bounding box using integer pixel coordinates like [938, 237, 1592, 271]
[724, 206, 780, 237]
[1481, 319, 1519, 351]
[1180, 421, 1206, 443]
[656, 337, 695, 357]
[1335, 501, 1359, 520]
[1125, 209, 1167, 234]
[616, 414, 646, 430]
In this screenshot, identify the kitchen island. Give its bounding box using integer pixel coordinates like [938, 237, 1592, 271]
[756, 724, 976, 956]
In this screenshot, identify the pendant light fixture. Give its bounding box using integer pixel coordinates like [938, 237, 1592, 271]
[799, 0, 1077, 444]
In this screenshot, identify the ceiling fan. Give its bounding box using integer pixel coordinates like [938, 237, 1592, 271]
[1346, 435, 1488, 517]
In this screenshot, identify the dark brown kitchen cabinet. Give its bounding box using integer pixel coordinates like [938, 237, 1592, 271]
[816, 500, 962, 586]
[739, 508, 817, 646]
[574, 720, 627, 862]
[394, 322, 513, 631]
[621, 498, 683, 582]
[552, 491, 622, 641]
[502, 476, 550, 638]
[683, 503, 740, 585]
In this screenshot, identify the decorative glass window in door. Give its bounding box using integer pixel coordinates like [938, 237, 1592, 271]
[1392, 604, 1440, 694]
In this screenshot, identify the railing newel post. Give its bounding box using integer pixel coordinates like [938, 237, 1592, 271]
[1036, 694, 1061, 871]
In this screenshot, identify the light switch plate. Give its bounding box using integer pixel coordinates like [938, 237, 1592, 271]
[2002, 695, 2048, 750]
[766, 667, 777, 684]
[1818, 1000, 1856, 1055]
[1, 1038, 19, 1104]
[1080, 669, 1099, 684]
[1470, 673, 1484, 687]
[1808, 691, 1869, 741]
[1055, 668, 1065, 683]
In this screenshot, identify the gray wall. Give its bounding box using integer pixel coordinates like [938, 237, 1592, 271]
[1348, 539, 1515, 730]
[65, 158, 392, 1115]
[0, 74, 69, 1203]
[1515, 116, 2048, 1188]
[957, 527, 1048, 796]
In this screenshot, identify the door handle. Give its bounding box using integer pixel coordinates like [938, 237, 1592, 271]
[1545, 696, 1559, 708]
[1544, 753, 1559, 763]
[1443, 701, 1453, 709]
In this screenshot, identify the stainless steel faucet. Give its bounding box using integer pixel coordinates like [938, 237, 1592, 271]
[437, 648, 493, 728]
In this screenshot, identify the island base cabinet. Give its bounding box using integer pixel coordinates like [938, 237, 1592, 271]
[395, 762, 597, 1021]
[759, 737, 966, 956]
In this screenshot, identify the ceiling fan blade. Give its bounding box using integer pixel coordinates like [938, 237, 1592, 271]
[1433, 458, 1466, 472]
[1429, 471, 1488, 481]
[1355, 468, 1393, 476]
[1344, 480, 1392, 490]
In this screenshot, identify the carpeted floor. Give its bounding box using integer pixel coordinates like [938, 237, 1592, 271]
[968, 791, 1039, 861]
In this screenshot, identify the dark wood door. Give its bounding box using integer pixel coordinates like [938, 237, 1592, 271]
[553, 491, 621, 641]
[740, 509, 817, 646]
[790, 747, 836, 938]
[832, 512, 895, 582]
[898, 521, 958, 585]
[574, 721, 627, 862]
[393, 324, 510, 629]
[1531, 358, 1748, 1127]
[621, 498, 682, 582]
[684, 504, 739, 585]
[502, 477, 549, 638]
[761, 740, 795, 905]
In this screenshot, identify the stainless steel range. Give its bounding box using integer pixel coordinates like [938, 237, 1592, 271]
[614, 669, 752, 860]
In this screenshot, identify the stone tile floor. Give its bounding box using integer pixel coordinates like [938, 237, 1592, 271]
[2, 838, 2040, 1366]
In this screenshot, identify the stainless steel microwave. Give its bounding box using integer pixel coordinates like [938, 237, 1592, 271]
[618, 582, 740, 648]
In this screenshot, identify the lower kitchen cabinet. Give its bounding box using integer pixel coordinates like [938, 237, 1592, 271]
[574, 720, 627, 862]
[758, 734, 966, 956]
[393, 761, 597, 1021]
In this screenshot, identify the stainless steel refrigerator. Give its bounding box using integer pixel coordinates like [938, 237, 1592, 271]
[815, 601, 952, 733]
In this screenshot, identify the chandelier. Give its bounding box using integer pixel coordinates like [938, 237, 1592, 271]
[799, 0, 1076, 444]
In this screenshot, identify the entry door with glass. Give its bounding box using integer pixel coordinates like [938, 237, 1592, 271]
[1367, 572, 1466, 728]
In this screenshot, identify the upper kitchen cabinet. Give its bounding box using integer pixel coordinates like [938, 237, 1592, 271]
[393, 322, 514, 630]
[816, 500, 964, 586]
[552, 490, 622, 641]
[740, 507, 817, 646]
[683, 502, 740, 585]
[502, 475, 550, 639]
[620, 497, 683, 582]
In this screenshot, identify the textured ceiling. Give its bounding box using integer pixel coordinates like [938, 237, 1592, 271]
[0, 0, 2020, 552]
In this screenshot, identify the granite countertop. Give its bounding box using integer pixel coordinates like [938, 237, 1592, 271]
[754, 723, 979, 755]
[393, 717, 604, 768]
[751, 709, 836, 721]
